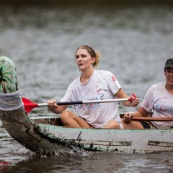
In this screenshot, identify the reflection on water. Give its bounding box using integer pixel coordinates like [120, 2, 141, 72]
[0, 1, 173, 172]
[1, 152, 173, 173]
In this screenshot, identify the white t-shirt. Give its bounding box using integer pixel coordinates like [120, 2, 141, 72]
[141, 82, 173, 128]
[61, 70, 121, 128]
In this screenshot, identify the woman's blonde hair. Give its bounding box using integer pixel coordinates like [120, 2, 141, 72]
[76, 45, 100, 67]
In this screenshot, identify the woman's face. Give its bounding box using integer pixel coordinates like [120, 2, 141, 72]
[75, 48, 95, 71]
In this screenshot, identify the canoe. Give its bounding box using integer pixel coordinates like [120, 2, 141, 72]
[0, 56, 173, 155]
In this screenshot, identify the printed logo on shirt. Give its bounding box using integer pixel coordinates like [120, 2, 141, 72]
[97, 89, 102, 92]
[74, 97, 101, 110]
[112, 76, 116, 81]
[153, 103, 173, 112]
[74, 102, 100, 110]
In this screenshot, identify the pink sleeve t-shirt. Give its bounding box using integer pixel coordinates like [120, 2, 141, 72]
[61, 70, 121, 128]
[141, 82, 173, 128]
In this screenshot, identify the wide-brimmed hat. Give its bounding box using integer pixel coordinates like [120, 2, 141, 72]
[164, 58, 173, 69]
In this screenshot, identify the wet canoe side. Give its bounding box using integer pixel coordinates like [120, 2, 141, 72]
[37, 123, 173, 154]
[0, 110, 173, 155]
[0, 110, 75, 155]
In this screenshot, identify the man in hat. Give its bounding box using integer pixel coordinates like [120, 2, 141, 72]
[123, 58, 173, 129]
[164, 58, 173, 69]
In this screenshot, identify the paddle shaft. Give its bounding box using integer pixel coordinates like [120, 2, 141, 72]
[37, 98, 130, 106]
[131, 117, 173, 121]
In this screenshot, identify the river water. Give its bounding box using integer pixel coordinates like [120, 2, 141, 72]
[0, 0, 173, 172]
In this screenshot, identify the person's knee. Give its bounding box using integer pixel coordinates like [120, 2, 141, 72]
[103, 120, 120, 129]
[121, 120, 144, 129]
[60, 110, 71, 122]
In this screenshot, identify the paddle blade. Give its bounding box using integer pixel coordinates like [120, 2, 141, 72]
[22, 97, 39, 113]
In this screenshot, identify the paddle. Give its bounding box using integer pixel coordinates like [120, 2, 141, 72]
[131, 117, 173, 121]
[22, 97, 132, 114]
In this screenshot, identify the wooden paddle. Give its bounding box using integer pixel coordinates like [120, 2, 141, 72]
[131, 116, 173, 121]
[22, 97, 131, 113]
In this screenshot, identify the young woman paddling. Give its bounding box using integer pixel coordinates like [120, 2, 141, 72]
[47, 45, 142, 129]
[124, 58, 173, 129]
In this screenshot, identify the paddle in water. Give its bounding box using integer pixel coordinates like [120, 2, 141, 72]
[22, 97, 132, 113]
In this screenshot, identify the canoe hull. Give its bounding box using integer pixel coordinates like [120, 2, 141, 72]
[1, 109, 173, 155]
[0, 110, 73, 155]
[37, 122, 173, 154]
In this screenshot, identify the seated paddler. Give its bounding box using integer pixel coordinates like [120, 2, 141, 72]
[124, 58, 173, 129]
[47, 45, 142, 129]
